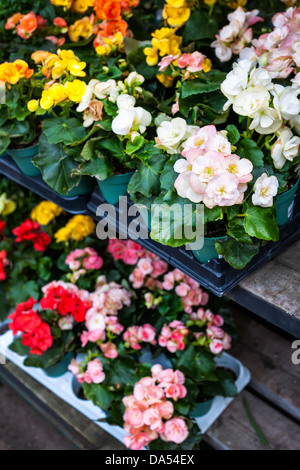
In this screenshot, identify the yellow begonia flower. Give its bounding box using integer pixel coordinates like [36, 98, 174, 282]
[40, 89, 55, 110]
[69, 17, 93, 42]
[31, 201, 63, 225]
[163, 5, 191, 28]
[71, 0, 94, 13]
[166, 0, 187, 6]
[225, 0, 247, 7]
[54, 215, 95, 243]
[96, 44, 112, 56]
[50, 0, 73, 9]
[28, 100, 39, 112]
[64, 80, 87, 103]
[0, 193, 16, 216]
[31, 50, 53, 64]
[67, 60, 87, 77]
[156, 74, 174, 88]
[202, 58, 212, 73]
[0, 63, 20, 85]
[144, 47, 159, 66]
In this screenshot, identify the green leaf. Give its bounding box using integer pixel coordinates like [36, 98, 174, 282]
[215, 238, 260, 269]
[73, 152, 113, 180]
[0, 136, 10, 154]
[6, 280, 40, 306]
[125, 135, 145, 156]
[160, 154, 180, 192]
[181, 70, 226, 98]
[9, 337, 30, 356]
[23, 340, 68, 369]
[33, 134, 82, 195]
[226, 125, 240, 145]
[42, 118, 86, 145]
[128, 153, 167, 198]
[183, 11, 218, 41]
[37, 257, 52, 282]
[82, 382, 115, 410]
[0, 120, 29, 138]
[0, 107, 9, 127]
[244, 206, 280, 241]
[227, 218, 252, 243]
[236, 139, 264, 167]
[176, 345, 216, 382]
[97, 136, 124, 158]
[204, 206, 223, 224]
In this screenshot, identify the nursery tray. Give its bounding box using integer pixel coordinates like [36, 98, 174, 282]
[87, 187, 300, 297]
[0, 330, 251, 445]
[0, 155, 91, 215]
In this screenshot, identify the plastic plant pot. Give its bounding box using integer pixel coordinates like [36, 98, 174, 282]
[97, 172, 134, 205]
[43, 352, 74, 378]
[276, 178, 300, 226]
[191, 236, 227, 264]
[61, 177, 95, 198]
[0, 151, 8, 158]
[6, 144, 41, 177]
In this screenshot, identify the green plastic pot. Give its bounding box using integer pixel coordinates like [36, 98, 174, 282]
[190, 398, 214, 418]
[276, 178, 300, 226]
[60, 177, 95, 198]
[6, 144, 41, 177]
[0, 151, 8, 157]
[191, 235, 227, 264]
[43, 352, 74, 378]
[97, 172, 134, 205]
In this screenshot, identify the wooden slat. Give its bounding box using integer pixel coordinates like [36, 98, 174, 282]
[275, 238, 300, 273]
[205, 390, 300, 450]
[0, 361, 125, 450]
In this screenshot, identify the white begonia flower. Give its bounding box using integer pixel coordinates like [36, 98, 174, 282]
[76, 84, 93, 112]
[134, 107, 152, 134]
[239, 47, 258, 64]
[249, 67, 273, 91]
[58, 315, 74, 331]
[233, 85, 270, 117]
[154, 113, 172, 127]
[249, 107, 282, 134]
[271, 127, 300, 169]
[86, 312, 106, 332]
[155, 117, 189, 154]
[112, 109, 136, 135]
[117, 93, 136, 110]
[207, 132, 232, 155]
[291, 72, 300, 88]
[272, 84, 300, 120]
[211, 38, 232, 63]
[174, 171, 204, 203]
[125, 72, 145, 87]
[91, 79, 120, 102]
[221, 60, 252, 108]
[252, 173, 279, 207]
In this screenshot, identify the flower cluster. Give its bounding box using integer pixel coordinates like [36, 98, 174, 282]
[80, 275, 131, 347]
[129, 254, 168, 289]
[31, 201, 63, 226]
[211, 7, 263, 62]
[188, 307, 232, 355]
[66, 247, 103, 282]
[144, 27, 182, 67]
[12, 219, 51, 252]
[5, 11, 47, 39]
[41, 280, 91, 325]
[8, 298, 53, 355]
[69, 16, 93, 42]
[158, 320, 188, 353]
[122, 364, 188, 450]
[173, 124, 253, 207]
[155, 117, 199, 155]
[158, 52, 212, 80]
[54, 215, 96, 243]
[123, 324, 157, 350]
[69, 357, 106, 384]
[221, 56, 300, 169]
[162, 268, 209, 313]
[162, 0, 191, 29]
[32, 49, 86, 80]
[252, 6, 300, 79]
[0, 60, 33, 85]
[108, 238, 146, 265]
[50, 0, 94, 12]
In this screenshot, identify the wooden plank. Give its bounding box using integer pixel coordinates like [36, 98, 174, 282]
[0, 361, 125, 450]
[205, 390, 300, 450]
[275, 238, 300, 273]
[229, 308, 300, 421]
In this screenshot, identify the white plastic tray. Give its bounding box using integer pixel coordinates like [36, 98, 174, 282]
[0, 330, 251, 445]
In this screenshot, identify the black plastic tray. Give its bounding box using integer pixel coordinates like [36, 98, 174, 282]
[87, 186, 300, 297]
[0, 156, 92, 215]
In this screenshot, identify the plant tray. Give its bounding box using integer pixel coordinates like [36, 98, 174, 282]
[0, 329, 251, 446]
[0, 155, 92, 215]
[87, 187, 300, 296]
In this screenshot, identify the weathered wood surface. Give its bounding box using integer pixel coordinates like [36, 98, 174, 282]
[228, 238, 300, 337]
[0, 361, 125, 450]
[205, 308, 300, 450]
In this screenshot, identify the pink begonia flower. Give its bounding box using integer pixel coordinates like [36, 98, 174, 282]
[186, 51, 205, 73]
[83, 255, 103, 270]
[129, 268, 145, 288]
[157, 369, 175, 384]
[209, 339, 224, 355]
[68, 358, 81, 376]
[156, 401, 174, 420]
[85, 358, 105, 384]
[160, 418, 189, 444]
[158, 54, 179, 72]
[213, 315, 224, 327]
[100, 342, 118, 359]
[45, 36, 65, 46]
[177, 53, 190, 68]
[151, 260, 168, 278]
[137, 258, 153, 275]
[165, 383, 185, 399]
[143, 408, 165, 432]
[175, 282, 190, 297]
[138, 324, 157, 344]
[123, 433, 152, 451]
[203, 173, 242, 209]
[171, 100, 179, 115]
[151, 364, 163, 378]
[80, 329, 105, 347]
[123, 407, 144, 428]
